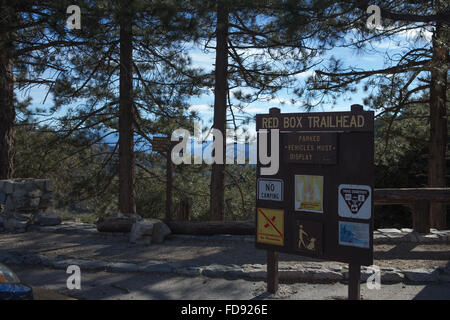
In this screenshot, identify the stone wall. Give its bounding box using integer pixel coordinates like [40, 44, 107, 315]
[0, 179, 54, 233]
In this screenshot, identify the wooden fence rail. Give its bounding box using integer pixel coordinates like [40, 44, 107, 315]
[373, 188, 450, 233]
[166, 188, 450, 235]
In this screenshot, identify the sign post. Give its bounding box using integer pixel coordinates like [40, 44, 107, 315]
[267, 250, 278, 294]
[152, 137, 173, 221]
[256, 105, 374, 300]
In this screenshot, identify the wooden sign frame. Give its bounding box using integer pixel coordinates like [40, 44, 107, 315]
[255, 105, 374, 299]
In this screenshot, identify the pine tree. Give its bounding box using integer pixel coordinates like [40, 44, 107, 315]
[48, 0, 202, 216]
[190, 0, 319, 220]
[284, 0, 449, 228]
[0, 0, 86, 179]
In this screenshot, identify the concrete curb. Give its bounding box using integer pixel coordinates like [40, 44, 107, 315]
[1, 250, 449, 284]
[11, 223, 450, 244]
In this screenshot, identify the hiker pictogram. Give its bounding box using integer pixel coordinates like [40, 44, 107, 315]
[298, 225, 316, 251]
[295, 221, 323, 255]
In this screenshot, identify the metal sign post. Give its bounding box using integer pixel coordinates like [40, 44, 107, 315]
[256, 105, 374, 300]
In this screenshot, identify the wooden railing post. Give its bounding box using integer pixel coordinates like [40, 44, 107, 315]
[411, 200, 430, 233]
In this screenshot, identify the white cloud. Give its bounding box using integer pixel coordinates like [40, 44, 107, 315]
[297, 70, 315, 79]
[398, 27, 433, 43]
[268, 97, 303, 106]
[244, 107, 266, 113]
[189, 104, 212, 113]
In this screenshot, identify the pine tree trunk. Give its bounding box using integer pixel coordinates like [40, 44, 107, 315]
[0, 2, 16, 180]
[119, 3, 136, 215]
[428, 5, 448, 229]
[210, 1, 229, 221]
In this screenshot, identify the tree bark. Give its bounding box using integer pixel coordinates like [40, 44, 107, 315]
[119, 3, 136, 215]
[210, 1, 229, 221]
[165, 144, 174, 221]
[0, 2, 16, 180]
[428, 2, 448, 229]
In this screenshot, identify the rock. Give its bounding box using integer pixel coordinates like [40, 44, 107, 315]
[39, 193, 53, 208]
[378, 228, 401, 234]
[0, 192, 6, 204]
[405, 232, 419, 242]
[140, 262, 176, 274]
[175, 266, 203, 277]
[403, 269, 438, 282]
[3, 181, 14, 194]
[381, 271, 404, 283]
[328, 265, 343, 272]
[373, 234, 389, 243]
[5, 196, 14, 211]
[33, 211, 62, 226]
[152, 221, 172, 244]
[0, 179, 53, 216]
[12, 211, 34, 222]
[13, 196, 40, 210]
[129, 219, 171, 244]
[129, 219, 156, 243]
[202, 264, 244, 278]
[3, 218, 29, 232]
[417, 234, 440, 243]
[430, 230, 450, 241]
[310, 269, 343, 281]
[45, 180, 53, 192]
[106, 262, 140, 273]
[279, 264, 295, 271]
[282, 268, 343, 282]
[386, 233, 407, 243]
[27, 189, 43, 198]
[247, 270, 266, 280]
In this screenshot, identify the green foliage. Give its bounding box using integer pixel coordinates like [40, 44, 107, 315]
[14, 124, 118, 219]
[375, 102, 430, 188]
[14, 123, 256, 222]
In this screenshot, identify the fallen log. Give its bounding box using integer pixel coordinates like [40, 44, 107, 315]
[96, 217, 136, 233]
[166, 220, 255, 235]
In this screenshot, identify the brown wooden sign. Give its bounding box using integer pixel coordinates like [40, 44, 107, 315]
[255, 106, 374, 267]
[152, 136, 170, 153]
[283, 133, 337, 164]
[256, 111, 373, 132]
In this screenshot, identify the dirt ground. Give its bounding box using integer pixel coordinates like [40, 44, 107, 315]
[0, 227, 449, 270]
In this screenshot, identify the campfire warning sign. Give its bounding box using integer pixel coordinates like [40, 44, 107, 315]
[338, 184, 372, 219]
[257, 208, 284, 246]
